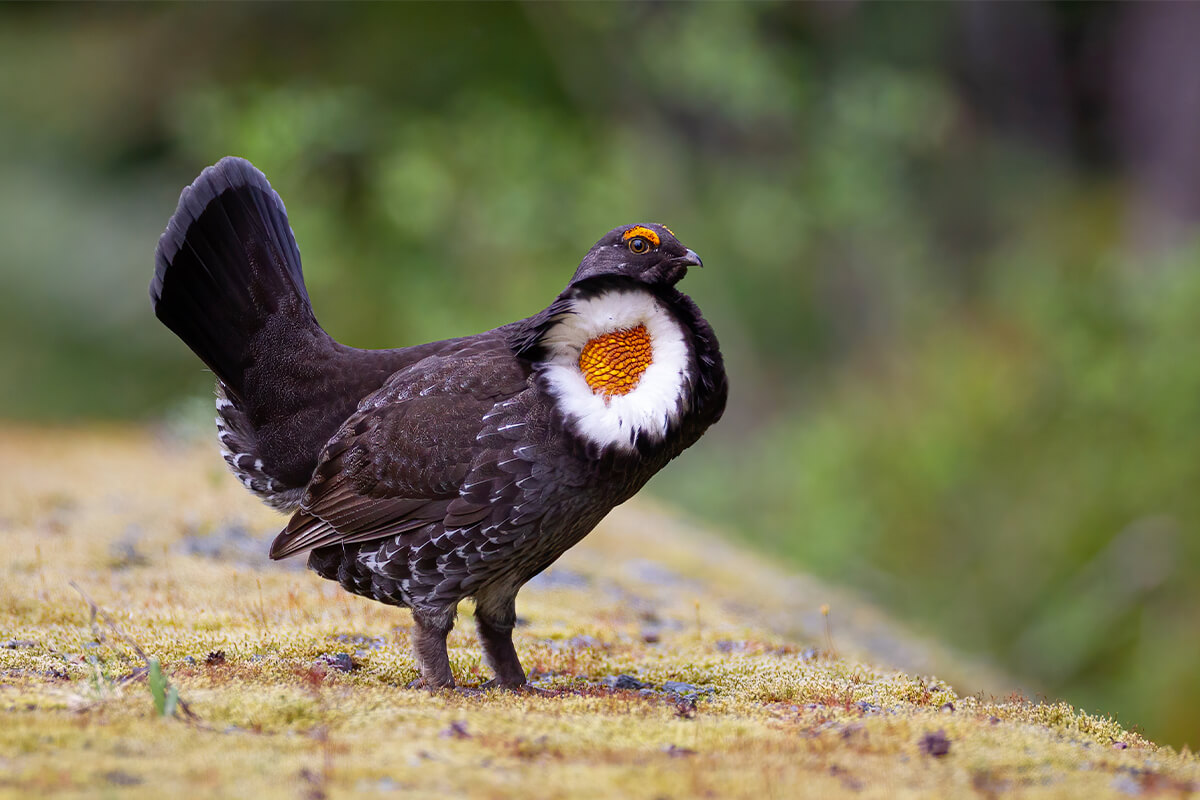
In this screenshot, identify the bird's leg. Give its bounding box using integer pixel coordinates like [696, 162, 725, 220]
[410, 608, 456, 689]
[474, 592, 527, 688]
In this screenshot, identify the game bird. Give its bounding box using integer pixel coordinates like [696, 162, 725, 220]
[151, 157, 727, 689]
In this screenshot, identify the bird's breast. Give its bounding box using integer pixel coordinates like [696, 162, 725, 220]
[577, 323, 654, 397]
[535, 288, 693, 452]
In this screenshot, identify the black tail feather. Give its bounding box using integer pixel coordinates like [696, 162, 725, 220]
[151, 157, 446, 503]
[151, 157, 315, 401]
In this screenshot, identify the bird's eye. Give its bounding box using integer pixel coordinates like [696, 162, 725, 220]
[627, 237, 650, 255]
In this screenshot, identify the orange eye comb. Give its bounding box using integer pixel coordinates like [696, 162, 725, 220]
[621, 226, 660, 248]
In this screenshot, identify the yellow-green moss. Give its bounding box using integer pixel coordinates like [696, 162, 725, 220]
[0, 427, 1196, 799]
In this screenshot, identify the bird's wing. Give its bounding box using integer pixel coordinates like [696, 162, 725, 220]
[268, 344, 533, 559]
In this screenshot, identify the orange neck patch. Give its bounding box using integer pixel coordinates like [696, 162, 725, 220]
[578, 324, 654, 397]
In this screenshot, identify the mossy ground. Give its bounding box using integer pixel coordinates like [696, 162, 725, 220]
[1, 427, 1196, 798]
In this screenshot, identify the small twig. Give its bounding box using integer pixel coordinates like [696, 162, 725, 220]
[70, 581, 199, 721]
[821, 603, 838, 660]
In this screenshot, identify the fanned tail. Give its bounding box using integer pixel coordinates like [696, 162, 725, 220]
[151, 157, 466, 512]
[151, 157, 340, 505]
[150, 156, 316, 401]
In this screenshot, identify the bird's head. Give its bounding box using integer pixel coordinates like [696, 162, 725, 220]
[569, 224, 702, 288]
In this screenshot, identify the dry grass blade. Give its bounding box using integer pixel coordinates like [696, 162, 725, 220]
[69, 580, 199, 722]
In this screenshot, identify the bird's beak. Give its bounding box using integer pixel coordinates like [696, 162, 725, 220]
[657, 248, 703, 286]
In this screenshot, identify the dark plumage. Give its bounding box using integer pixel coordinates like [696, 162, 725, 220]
[152, 157, 727, 688]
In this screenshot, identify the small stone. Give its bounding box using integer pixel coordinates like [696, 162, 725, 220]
[661, 680, 699, 696]
[566, 635, 602, 650]
[939, 702, 955, 713]
[1111, 774, 1142, 795]
[107, 529, 149, 569]
[662, 744, 696, 757]
[602, 674, 647, 691]
[104, 770, 142, 786]
[441, 721, 470, 739]
[319, 653, 356, 672]
[640, 629, 661, 644]
[919, 730, 951, 757]
[841, 723, 869, 744]
[674, 697, 697, 719]
[183, 656, 197, 665]
[829, 764, 864, 791]
[2, 640, 36, 649]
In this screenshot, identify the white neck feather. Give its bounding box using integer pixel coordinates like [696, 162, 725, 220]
[537, 288, 692, 452]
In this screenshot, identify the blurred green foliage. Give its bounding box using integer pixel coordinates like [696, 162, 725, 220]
[1, 3, 1196, 746]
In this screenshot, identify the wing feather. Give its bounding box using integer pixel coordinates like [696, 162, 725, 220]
[269, 345, 532, 560]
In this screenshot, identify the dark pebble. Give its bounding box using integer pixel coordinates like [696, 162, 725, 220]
[107, 537, 149, 570]
[662, 744, 696, 757]
[319, 653, 357, 672]
[919, 730, 951, 757]
[674, 697, 697, 718]
[104, 771, 142, 786]
[602, 674, 647, 691]
[841, 723, 869, 744]
[661, 680, 701, 696]
[440, 721, 470, 739]
[2, 640, 37, 650]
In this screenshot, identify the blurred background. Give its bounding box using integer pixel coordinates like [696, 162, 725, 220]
[2, 2, 1198, 747]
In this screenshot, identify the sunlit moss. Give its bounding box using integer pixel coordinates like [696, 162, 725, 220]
[0, 428, 1196, 797]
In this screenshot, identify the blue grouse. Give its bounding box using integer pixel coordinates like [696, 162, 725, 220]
[150, 157, 727, 688]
